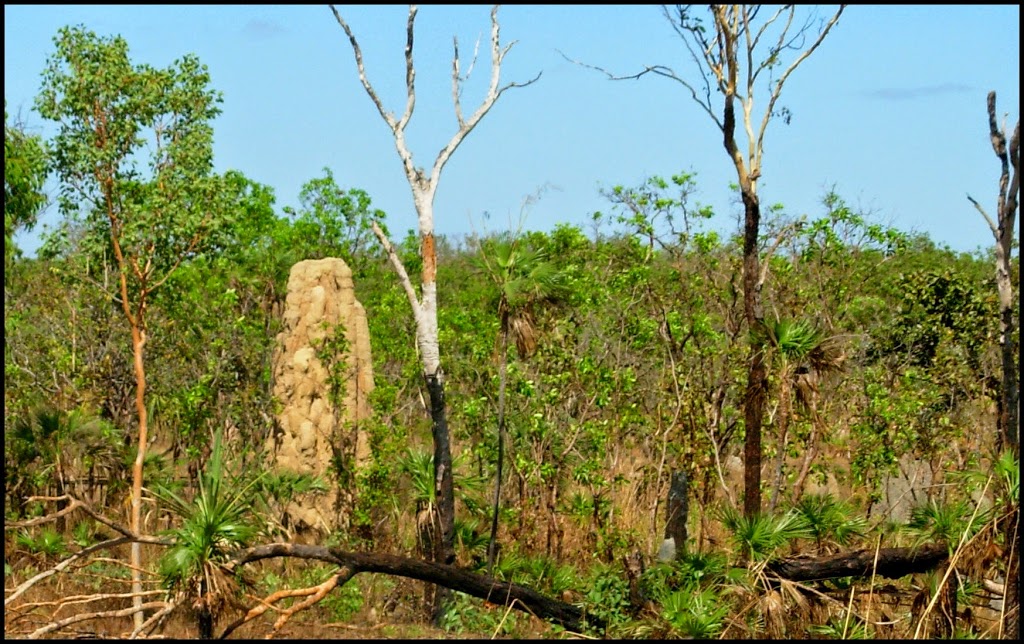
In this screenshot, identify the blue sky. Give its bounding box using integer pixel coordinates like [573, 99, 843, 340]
[4, 4, 1020, 256]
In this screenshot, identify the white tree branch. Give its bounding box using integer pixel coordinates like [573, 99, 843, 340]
[757, 6, 845, 162]
[967, 194, 1000, 237]
[370, 221, 421, 316]
[431, 6, 540, 190]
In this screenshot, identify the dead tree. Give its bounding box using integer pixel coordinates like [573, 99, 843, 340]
[967, 90, 1019, 641]
[328, 4, 539, 621]
[221, 543, 600, 636]
[766, 542, 948, 582]
[568, 5, 845, 520]
[967, 91, 1020, 454]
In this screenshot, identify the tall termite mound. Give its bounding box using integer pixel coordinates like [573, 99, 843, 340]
[267, 258, 374, 535]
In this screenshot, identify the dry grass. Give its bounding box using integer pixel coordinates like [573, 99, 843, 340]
[5, 433, 1015, 639]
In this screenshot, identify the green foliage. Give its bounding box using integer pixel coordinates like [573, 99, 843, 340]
[719, 505, 814, 563]
[16, 527, 68, 561]
[4, 105, 49, 266]
[642, 550, 737, 597]
[660, 581, 731, 639]
[4, 406, 123, 516]
[453, 517, 490, 567]
[321, 577, 364, 623]
[761, 318, 823, 359]
[906, 498, 984, 552]
[397, 448, 487, 514]
[597, 170, 714, 255]
[991, 450, 1019, 507]
[793, 493, 868, 553]
[952, 450, 1019, 512]
[808, 612, 873, 639]
[154, 433, 262, 594]
[487, 546, 577, 597]
[282, 166, 385, 274]
[874, 268, 996, 370]
[475, 234, 568, 319]
[70, 521, 97, 549]
[439, 591, 520, 637]
[36, 25, 235, 272]
[579, 562, 632, 633]
[258, 470, 329, 502]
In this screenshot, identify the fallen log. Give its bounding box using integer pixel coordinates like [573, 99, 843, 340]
[225, 543, 601, 634]
[767, 542, 949, 582]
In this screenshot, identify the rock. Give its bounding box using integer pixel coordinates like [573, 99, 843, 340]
[657, 537, 676, 563]
[267, 258, 374, 536]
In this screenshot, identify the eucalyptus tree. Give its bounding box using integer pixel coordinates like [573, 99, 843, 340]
[36, 26, 241, 627]
[329, 4, 538, 617]
[580, 4, 845, 518]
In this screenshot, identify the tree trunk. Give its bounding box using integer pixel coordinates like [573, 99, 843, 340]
[766, 542, 949, 581]
[128, 323, 148, 630]
[997, 270, 1018, 451]
[226, 544, 602, 634]
[741, 188, 767, 520]
[197, 576, 213, 640]
[488, 316, 509, 573]
[424, 373, 455, 623]
[664, 470, 688, 560]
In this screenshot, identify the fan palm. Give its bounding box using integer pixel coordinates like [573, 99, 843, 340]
[398, 447, 488, 562]
[719, 504, 813, 564]
[154, 433, 262, 639]
[793, 493, 868, 554]
[7, 407, 122, 521]
[759, 317, 845, 509]
[474, 233, 566, 574]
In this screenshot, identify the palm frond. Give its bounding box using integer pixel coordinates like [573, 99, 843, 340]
[155, 432, 262, 593]
[720, 505, 813, 562]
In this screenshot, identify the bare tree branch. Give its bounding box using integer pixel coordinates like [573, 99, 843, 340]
[557, 48, 722, 131]
[27, 601, 169, 639]
[757, 220, 801, 289]
[329, 5, 421, 189]
[756, 6, 845, 169]
[370, 221, 421, 314]
[431, 6, 541, 191]
[328, 5, 399, 133]
[5, 496, 170, 607]
[224, 543, 600, 632]
[967, 193, 1000, 236]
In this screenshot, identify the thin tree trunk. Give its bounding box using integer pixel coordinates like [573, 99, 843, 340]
[791, 426, 820, 501]
[769, 372, 792, 512]
[1003, 500, 1019, 639]
[332, 3, 537, 623]
[129, 324, 148, 630]
[487, 316, 509, 573]
[998, 296, 1019, 451]
[741, 189, 767, 520]
[197, 577, 213, 640]
[424, 372, 454, 623]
